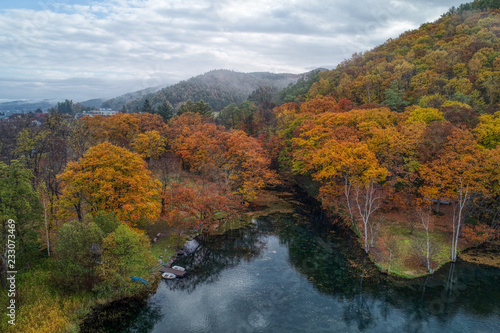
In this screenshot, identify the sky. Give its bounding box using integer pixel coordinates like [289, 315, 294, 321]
[0, 0, 468, 102]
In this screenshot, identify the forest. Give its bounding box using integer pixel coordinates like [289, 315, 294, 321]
[101, 69, 316, 113]
[0, 2, 499, 332]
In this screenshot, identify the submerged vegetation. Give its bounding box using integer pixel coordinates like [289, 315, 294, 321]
[1, 1, 499, 331]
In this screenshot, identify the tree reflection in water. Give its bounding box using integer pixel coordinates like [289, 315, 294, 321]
[80, 297, 162, 333]
[168, 220, 269, 293]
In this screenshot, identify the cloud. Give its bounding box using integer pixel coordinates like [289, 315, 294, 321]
[0, 0, 465, 101]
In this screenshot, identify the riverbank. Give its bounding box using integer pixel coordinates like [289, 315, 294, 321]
[290, 177, 498, 279]
[366, 206, 500, 278]
[0, 232, 181, 333]
[4, 186, 495, 332]
[460, 240, 500, 268]
[77, 189, 294, 332]
[83, 200, 500, 333]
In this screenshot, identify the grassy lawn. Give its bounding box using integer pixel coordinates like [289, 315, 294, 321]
[368, 213, 461, 278]
[149, 235, 184, 271]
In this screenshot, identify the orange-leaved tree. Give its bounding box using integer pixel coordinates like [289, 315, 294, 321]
[201, 129, 279, 201]
[58, 141, 161, 227]
[168, 112, 278, 201]
[419, 128, 488, 261]
[167, 112, 219, 170]
[81, 113, 141, 148]
[292, 122, 387, 253]
[162, 180, 241, 233]
[311, 140, 387, 253]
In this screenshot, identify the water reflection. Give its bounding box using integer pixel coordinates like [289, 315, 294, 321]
[80, 297, 162, 333]
[267, 214, 500, 329]
[87, 213, 500, 332]
[169, 221, 268, 293]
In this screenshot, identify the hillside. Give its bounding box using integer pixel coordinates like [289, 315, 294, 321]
[112, 69, 315, 112]
[286, 5, 499, 113]
[79, 98, 106, 109]
[272, 4, 500, 278]
[101, 85, 168, 110]
[0, 100, 54, 113]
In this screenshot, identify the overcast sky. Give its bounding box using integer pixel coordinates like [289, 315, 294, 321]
[0, 0, 467, 102]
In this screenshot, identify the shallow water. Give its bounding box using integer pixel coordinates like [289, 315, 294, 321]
[83, 213, 500, 333]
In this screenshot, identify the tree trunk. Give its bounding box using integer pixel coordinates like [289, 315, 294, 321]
[426, 227, 430, 272]
[451, 180, 469, 261]
[354, 181, 381, 254]
[388, 250, 392, 275]
[344, 176, 354, 222]
[43, 199, 50, 257]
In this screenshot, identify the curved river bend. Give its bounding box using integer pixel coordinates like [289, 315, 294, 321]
[82, 212, 500, 333]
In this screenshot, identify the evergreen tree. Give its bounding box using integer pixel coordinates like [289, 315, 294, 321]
[51, 99, 74, 115]
[383, 81, 408, 112]
[142, 99, 154, 114]
[178, 99, 213, 116]
[194, 100, 213, 116]
[155, 101, 175, 121]
[218, 103, 239, 128]
[177, 100, 196, 115]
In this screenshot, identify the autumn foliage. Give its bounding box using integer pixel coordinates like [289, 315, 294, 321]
[162, 180, 241, 233]
[168, 112, 278, 201]
[3, 10, 500, 333]
[275, 82, 498, 258]
[58, 141, 162, 227]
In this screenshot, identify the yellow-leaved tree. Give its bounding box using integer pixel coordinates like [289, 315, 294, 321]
[131, 130, 167, 160]
[58, 142, 161, 227]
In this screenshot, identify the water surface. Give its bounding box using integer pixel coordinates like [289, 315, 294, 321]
[84, 213, 500, 332]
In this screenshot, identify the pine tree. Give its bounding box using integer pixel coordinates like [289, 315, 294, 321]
[155, 102, 175, 121]
[141, 99, 154, 114]
[383, 81, 408, 112]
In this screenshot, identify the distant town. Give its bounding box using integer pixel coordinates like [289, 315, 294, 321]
[0, 102, 119, 122]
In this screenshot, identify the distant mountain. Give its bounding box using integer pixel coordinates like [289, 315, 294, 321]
[107, 69, 318, 113]
[79, 98, 105, 109]
[101, 85, 169, 111]
[0, 100, 54, 113]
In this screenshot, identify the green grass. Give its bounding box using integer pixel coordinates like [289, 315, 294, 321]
[150, 236, 181, 262]
[369, 223, 455, 278]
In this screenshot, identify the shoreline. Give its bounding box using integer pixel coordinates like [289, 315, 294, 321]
[283, 179, 500, 279]
[79, 187, 500, 331]
[459, 240, 500, 268]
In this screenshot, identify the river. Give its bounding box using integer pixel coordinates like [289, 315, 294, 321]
[81, 210, 500, 333]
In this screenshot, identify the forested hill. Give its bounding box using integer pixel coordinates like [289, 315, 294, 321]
[100, 85, 168, 110]
[297, 4, 500, 113]
[105, 69, 317, 112]
[269, 3, 500, 277]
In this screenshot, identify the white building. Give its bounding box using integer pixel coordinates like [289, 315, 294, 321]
[85, 109, 119, 117]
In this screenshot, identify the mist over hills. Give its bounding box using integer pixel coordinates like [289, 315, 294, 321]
[0, 100, 54, 113]
[0, 69, 322, 115]
[102, 69, 323, 112]
[99, 85, 168, 111]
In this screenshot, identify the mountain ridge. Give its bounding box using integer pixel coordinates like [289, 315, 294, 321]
[103, 69, 325, 112]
